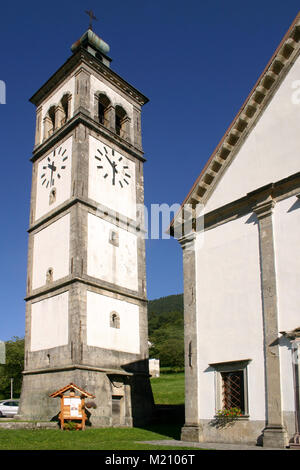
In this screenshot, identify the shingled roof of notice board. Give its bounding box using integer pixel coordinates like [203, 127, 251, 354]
[49, 382, 95, 398]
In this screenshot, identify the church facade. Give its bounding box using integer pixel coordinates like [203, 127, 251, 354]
[18, 28, 153, 426]
[170, 13, 300, 447]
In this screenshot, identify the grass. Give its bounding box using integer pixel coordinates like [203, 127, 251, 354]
[0, 425, 195, 450]
[150, 372, 185, 405]
[0, 371, 189, 450]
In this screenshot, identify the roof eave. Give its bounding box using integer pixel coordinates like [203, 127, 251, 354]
[169, 12, 300, 233]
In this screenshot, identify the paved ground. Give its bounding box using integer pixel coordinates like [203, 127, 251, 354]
[140, 439, 292, 450]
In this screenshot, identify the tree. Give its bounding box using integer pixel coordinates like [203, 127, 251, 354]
[155, 338, 184, 369]
[149, 316, 184, 369]
[148, 295, 184, 369]
[0, 337, 24, 399]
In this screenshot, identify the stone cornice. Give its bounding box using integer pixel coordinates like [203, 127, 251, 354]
[280, 327, 300, 340]
[200, 171, 300, 232]
[28, 196, 143, 235]
[171, 172, 300, 237]
[170, 13, 300, 229]
[22, 364, 142, 377]
[177, 232, 197, 250]
[30, 47, 149, 108]
[252, 198, 275, 220]
[31, 110, 146, 163]
[25, 276, 147, 304]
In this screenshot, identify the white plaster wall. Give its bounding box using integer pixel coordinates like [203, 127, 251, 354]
[274, 196, 300, 332]
[86, 291, 140, 354]
[88, 135, 136, 220]
[87, 213, 138, 292]
[279, 339, 295, 413]
[30, 291, 69, 351]
[195, 214, 266, 420]
[32, 213, 70, 290]
[205, 54, 300, 213]
[35, 136, 72, 221]
[273, 196, 300, 414]
[41, 76, 75, 137]
[90, 75, 134, 141]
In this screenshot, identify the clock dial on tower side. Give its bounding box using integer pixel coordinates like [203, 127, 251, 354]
[94, 144, 131, 189]
[89, 136, 136, 220]
[35, 136, 72, 221]
[40, 144, 69, 189]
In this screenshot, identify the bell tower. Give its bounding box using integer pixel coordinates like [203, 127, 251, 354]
[18, 27, 154, 426]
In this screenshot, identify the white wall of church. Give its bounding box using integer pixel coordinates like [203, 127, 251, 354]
[35, 136, 72, 221]
[274, 196, 300, 332]
[32, 213, 70, 290]
[273, 195, 300, 414]
[86, 291, 140, 354]
[195, 214, 266, 420]
[205, 54, 300, 214]
[30, 291, 69, 351]
[88, 135, 136, 220]
[87, 213, 138, 291]
[279, 341, 295, 414]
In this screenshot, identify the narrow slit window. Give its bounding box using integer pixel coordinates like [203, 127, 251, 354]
[110, 312, 120, 329]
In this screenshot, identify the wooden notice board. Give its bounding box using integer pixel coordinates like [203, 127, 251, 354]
[49, 383, 95, 430]
[60, 394, 86, 430]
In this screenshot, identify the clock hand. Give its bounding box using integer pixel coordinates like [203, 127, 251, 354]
[105, 154, 114, 167]
[47, 162, 57, 171]
[111, 162, 119, 185]
[48, 162, 57, 186]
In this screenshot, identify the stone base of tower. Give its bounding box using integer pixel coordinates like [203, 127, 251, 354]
[18, 366, 154, 427]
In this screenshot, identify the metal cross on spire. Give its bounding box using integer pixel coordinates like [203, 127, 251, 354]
[85, 9, 98, 31]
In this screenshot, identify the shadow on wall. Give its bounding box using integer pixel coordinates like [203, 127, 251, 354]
[45, 358, 186, 433]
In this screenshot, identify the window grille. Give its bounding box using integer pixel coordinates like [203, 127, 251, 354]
[221, 370, 245, 413]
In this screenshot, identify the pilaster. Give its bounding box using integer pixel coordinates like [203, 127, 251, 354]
[133, 106, 142, 151]
[35, 107, 42, 147]
[280, 329, 300, 447]
[74, 69, 91, 116]
[105, 104, 115, 132]
[121, 115, 131, 144]
[55, 105, 65, 130]
[179, 232, 201, 441]
[253, 197, 288, 448]
[291, 338, 300, 447]
[43, 115, 53, 140]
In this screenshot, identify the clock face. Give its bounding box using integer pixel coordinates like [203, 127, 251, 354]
[94, 143, 132, 189]
[35, 136, 72, 221]
[89, 136, 136, 220]
[40, 144, 69, 189]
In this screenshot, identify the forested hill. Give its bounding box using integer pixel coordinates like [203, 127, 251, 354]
[148, 294, 184, 368]
[148, 294, 183, 335]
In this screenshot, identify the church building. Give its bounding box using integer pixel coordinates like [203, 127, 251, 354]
[18, 24, 153, 426]
[170, 13, 300, 447]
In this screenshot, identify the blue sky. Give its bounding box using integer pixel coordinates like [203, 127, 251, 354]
[0, 1, 299, 341]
